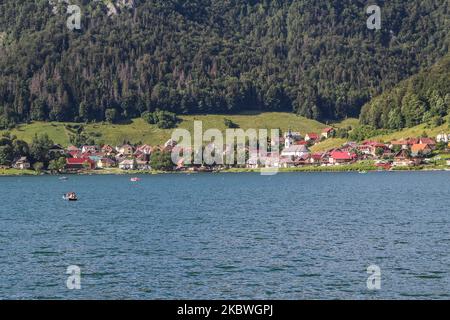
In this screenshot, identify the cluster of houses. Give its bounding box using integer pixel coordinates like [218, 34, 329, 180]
[245, 128, 450, 169]
[63, 143, 161, 172]
[9, 142, 163, 172]
[263, 129, 450, 169]
[7, 127, 450, 172]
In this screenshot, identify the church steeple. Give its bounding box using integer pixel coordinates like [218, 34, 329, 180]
[285, 129, 294, 148]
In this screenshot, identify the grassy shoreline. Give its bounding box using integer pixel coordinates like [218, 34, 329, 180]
[1, 165, 449, 176]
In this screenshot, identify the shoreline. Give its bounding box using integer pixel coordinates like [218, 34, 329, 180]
[1, 166, 449, 177]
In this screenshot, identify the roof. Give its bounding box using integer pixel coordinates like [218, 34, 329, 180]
[311, 153, 324, 160]
[391, 140, 408, 145]
[14, 157, 29, 163]
[306, 133, 319, 139]
[66, 158, 94, 165]
[120, 144, 133, 148]
[67, 145, 79, 151]
[394, 149, 410, 158]
[100, 157, 115, 163]
[411, 144, 431, 153]
[330, 151, 353, 160]
[322, 127, 334, 133]
[406, 138, 419, 145]
[119, 159, 135, 165]
[419, 137, 436, 145]
[282, 145, 310, 153]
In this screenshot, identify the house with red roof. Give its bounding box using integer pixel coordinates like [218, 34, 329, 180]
[358, 141, 391, 157]
[406, 138, 420, 146]
[411, 144, 432, 157]
[68, 150, 81, 158]
[321, 127, 335, 139]
[136, 144, 153, 155]
[66, 158, 96, 171]
[390, 139, 409, 150]
[101, 145, 116, 155]
[305, 133, 319, 142]
[310, 153, 324, 165]
[81, 145, 98, 154]
[419, 137, 436, 149]
[393, 149, 415, 167]
[328, 151, 356, 165]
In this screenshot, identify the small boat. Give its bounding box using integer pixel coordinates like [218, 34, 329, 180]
[59, 176, 68, 181]
[130, 177, 141, 182]
[359, 170, 368, 174]
[63, 192, 78, 201]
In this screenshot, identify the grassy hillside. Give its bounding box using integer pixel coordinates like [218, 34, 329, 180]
[2, 112, 328, 146]
[312, 116, 450, 152]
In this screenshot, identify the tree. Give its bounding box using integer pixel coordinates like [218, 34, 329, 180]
[105, 109, 118, 124]
[142, 110, 180, 129]
[2, 1, 449, 126]
[224, 118, 239, 129]
[387, 109, 404, 130]
[0, 145, 13, 165]
[48, 157, 66, 173]
[30, 134, 54, 164]
[150, 151, 174, 171]
[12, 139, 29, 159]
[375, 147, 385, 158]
[401, 94, 427, 128]
[33, 162, 44, 173]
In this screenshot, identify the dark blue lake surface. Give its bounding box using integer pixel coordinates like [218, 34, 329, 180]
[0, 172, 449, 299]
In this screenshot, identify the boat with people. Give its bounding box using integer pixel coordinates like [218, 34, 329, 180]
[130, 177, 141, 182]
[63, 192, 78, 201]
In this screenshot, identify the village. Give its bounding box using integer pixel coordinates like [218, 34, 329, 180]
[4, 127, 450, 174]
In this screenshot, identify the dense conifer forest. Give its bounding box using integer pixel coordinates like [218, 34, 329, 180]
[0, 0, 449, 128]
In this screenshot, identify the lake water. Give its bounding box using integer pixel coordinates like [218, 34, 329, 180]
[0, 172, 449, 299]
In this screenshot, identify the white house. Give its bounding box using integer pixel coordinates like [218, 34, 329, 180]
[305, 133, 319, 142]
[136, 160, 150, 170]
[116, 144, 134, 156]
[13, 157, 31, 170]
[321, 127, 335, 139]
[81, 145, 98, 154]
[436, 133, 449, 143]
[281, 145, 310, 158]
[119, 159, 136, 170]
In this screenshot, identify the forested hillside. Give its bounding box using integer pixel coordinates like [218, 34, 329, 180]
[0, 0, 449, 128]
[360, 53, 450, 129]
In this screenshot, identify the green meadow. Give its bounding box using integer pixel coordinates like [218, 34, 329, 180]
[2, 112, 330, 146]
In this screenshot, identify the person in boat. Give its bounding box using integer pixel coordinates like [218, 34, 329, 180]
[65, 192, 78, 200]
